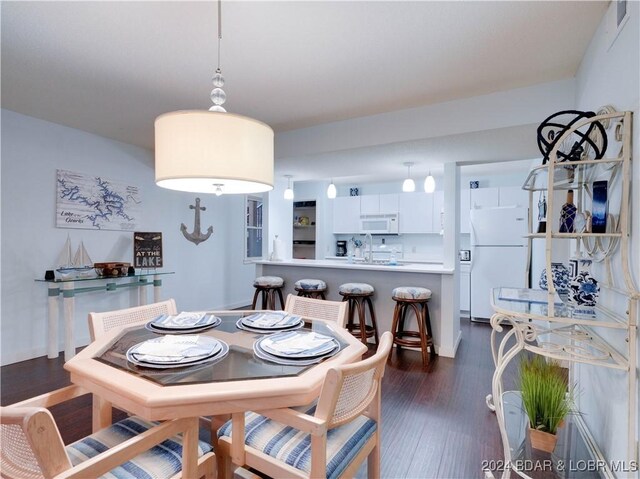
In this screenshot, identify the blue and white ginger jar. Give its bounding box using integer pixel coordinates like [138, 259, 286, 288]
[568, 259, 599, 306]
[539, 262, 570, 294]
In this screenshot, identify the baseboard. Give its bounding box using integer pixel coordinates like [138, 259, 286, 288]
[2, 335, 88, 366]
[222, 299, 254, 310]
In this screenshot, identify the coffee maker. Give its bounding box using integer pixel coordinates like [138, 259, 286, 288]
[336, 241, 347, 257]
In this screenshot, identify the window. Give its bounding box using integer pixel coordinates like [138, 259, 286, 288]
[245, 195, 263, 260]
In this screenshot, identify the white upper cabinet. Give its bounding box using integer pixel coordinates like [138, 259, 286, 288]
[379, 194, 399, 214]
[398, 192, 432, 233]
[470, 187, 499, 208]
[360, 194, 399, 215]
[460, 188, 471, 234]
[498, 186, 528, 207]
[359, 195, 379, 215]
[332, 196, 361, 234]
[398, 191, 444, 234]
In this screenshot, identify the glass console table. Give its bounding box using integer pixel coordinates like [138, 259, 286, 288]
[486, 288, 627, 479]
[35, 272, 174, 361]
[492, 391, 611, 479]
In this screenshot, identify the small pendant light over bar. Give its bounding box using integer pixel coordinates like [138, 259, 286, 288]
[154, 0, 274, 195]
[424, 171, 436, 193]
[284, 175, 294, 200]
[402, 162, 416, 192]
[327, 179, 337, 199]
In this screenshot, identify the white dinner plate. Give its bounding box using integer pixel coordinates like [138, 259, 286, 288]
[236, 318, 304, 334]
[258, 331, 340, 359]
[146, 316, 221, 334]
[240, 312, 303, 330]
[126, 336, 227, 368]
[150, 313, 219, 330]
[253, 340, 338, 366]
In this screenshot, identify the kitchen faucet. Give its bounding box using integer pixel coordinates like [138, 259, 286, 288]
[364, 233, 373, 263]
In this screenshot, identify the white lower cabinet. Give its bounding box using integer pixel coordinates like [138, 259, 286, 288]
[460, 264, 470, 314]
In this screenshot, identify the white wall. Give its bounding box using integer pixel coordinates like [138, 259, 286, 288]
[276, 79, 575, 159]
[265, 176, 293, 260]
[1, 109, 255, 365]
[572, 0, 640, 467]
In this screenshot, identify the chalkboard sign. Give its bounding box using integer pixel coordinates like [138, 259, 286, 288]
[133, 232, 163, 268]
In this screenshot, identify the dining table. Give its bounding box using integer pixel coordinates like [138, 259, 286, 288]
[64, 310, 367, 474]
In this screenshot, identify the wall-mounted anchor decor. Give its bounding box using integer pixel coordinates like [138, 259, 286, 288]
[180, 198, 213, 245]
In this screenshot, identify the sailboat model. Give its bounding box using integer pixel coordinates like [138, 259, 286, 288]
[56, 236, 93, 276]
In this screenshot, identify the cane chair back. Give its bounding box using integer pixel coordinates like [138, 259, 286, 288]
[317, 332, 391, 428]
[284, 294, 348, 328]
[0, 407, 67, 479]
[217, 332, 393, 479]
[88, 299, 177, 340]
[0, 386, 215, 479]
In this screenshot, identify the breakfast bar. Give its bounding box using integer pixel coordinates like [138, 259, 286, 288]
[255, 259, 462, 357]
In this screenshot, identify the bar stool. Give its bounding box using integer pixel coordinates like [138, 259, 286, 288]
[294, 279, 327, 299]
[338, 283, 379, 346]
[251, 276, 285, 310]
[389, 286, 435, 367]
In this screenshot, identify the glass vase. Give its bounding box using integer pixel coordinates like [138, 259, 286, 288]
[568, 259, 599, 306]
[539, 262, 570, 294]
[559, 189, 577, 233]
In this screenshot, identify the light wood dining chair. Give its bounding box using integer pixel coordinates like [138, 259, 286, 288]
[217, 332, 393, 479]
[88, 299, 177, 341]
[0, 385, 216, 479]
[87, 299, 178, 428]
[284, 294, 349, 328]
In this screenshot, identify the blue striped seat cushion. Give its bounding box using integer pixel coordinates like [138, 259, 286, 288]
[66, 416, 212, 479]
[218, 405, 376, 479]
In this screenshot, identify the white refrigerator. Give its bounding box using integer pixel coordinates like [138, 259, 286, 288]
[470, 206, 529, 322]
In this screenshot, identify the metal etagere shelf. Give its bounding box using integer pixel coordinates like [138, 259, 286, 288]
[485, 110, 637, 479]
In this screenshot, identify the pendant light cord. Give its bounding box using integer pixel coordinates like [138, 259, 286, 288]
[217, 0, 222, 73]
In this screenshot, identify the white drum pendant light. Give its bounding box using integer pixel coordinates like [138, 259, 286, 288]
[155, 1, 274, 195]
[424, 171, 436, 193]
[402, 162, 416, 192]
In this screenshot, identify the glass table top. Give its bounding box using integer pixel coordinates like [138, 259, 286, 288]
[491, 288, 625, 328]
[94, 313, 348, 387]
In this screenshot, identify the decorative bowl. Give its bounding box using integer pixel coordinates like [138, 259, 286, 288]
[94, 262, 131, 277]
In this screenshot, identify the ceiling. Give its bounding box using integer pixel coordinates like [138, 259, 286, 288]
[2, 1, 607, 181]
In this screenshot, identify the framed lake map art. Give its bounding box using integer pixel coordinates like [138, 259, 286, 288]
[56, 169, 141, 230]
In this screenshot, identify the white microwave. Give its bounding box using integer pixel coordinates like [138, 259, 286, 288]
[359, 214, 399, 234]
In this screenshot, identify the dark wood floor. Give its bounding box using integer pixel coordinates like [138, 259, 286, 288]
[1, 319, 517, 478]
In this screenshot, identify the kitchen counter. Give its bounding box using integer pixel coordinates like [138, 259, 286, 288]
[255, 259, 461, 358]
[256, 258, 453, 274]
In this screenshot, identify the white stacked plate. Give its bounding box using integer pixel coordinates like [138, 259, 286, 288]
[254, 331, 340, 366]
[237, 311, 303, 334]
[146, 312, 221, 334]
[126, 335, 228, 369]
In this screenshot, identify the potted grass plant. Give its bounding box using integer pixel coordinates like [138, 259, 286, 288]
[519, 355, 573, 453]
